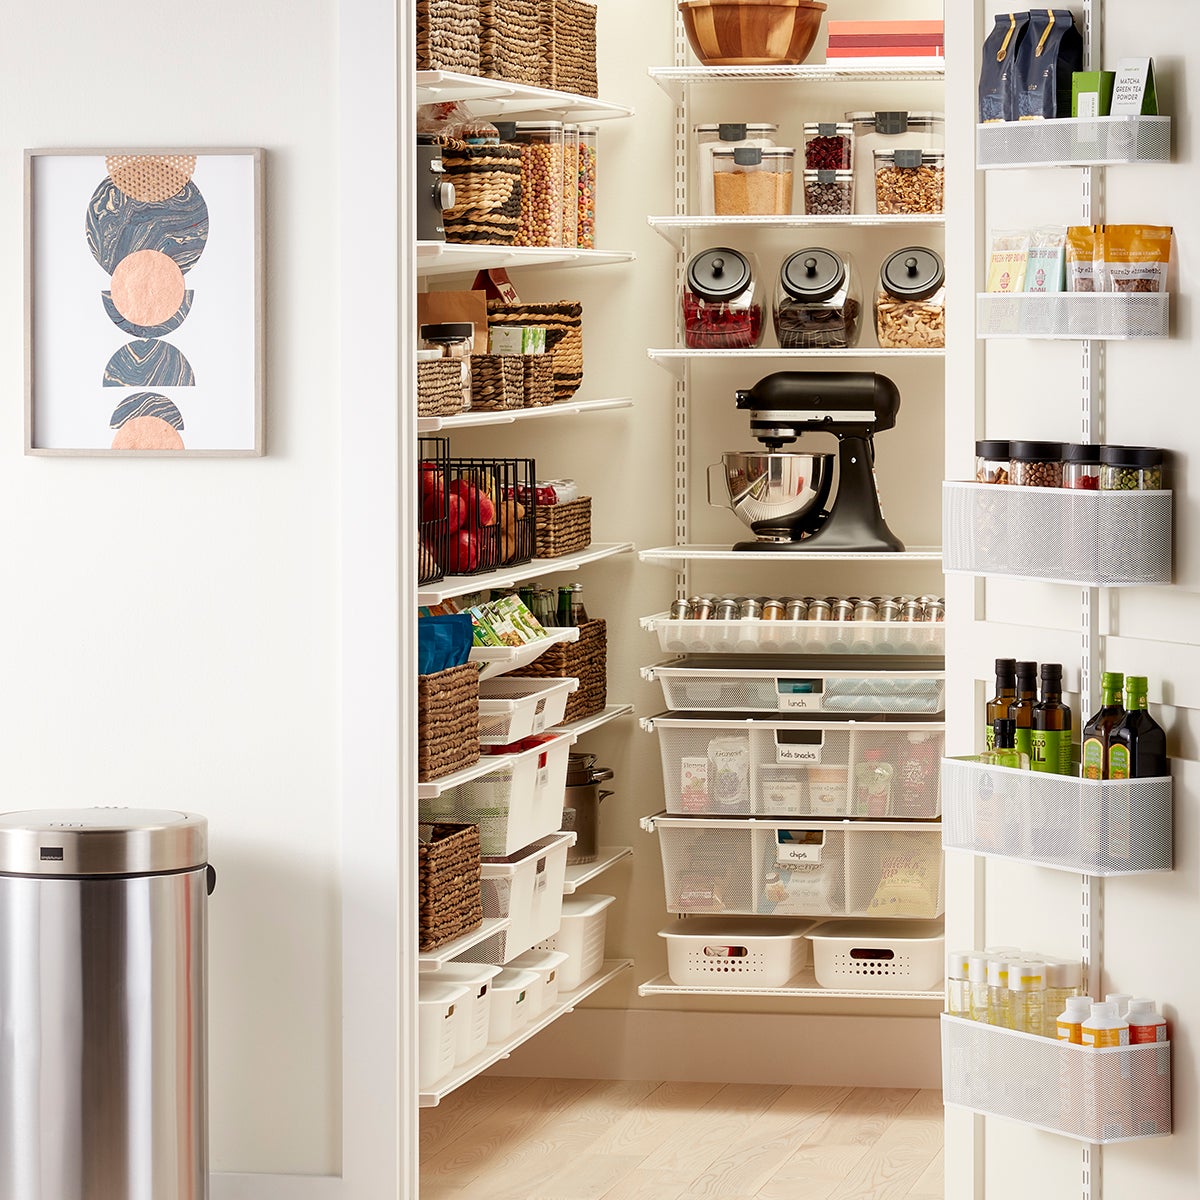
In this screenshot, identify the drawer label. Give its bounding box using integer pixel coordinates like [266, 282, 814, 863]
[776, 742, 823, 764]
[775, 829, 824, 865]
[777, 679, 823, 712]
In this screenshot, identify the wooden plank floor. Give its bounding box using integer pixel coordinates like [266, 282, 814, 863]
[420, 1077, 944, 1200]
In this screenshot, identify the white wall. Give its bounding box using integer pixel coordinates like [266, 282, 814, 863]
[1, 2, 342, 1177]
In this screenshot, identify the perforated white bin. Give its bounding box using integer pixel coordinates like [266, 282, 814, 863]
[536, 892, 615, 991]
[806, 919, 944, 991]
[976, 292, 1169, 340]
[505, 948, 570, 1014]
[488, 968, 540, 1042]
[659, 918, 815, 987]
[477, 677, 578, 744]
[976, 114, 1171, 169]
[417, 980, 469, 1089]
[429, 962, 501, 1064]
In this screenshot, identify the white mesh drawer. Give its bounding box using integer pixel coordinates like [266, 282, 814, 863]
[659, 918, 815, 988]
[477, 677, 578, 744]
[977, 292, 1169, 340]
[807, 919, 944, 991]
[942, 1015, 1171, 1143]
[941, 756, 1172, 876]
[942, 482, 1172, 586]
[977, 115, 1171, 169]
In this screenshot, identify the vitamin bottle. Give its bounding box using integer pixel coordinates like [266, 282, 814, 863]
[1044, 960, 1083, 1038]
[1127, 999, 1170, 1137]
[946, 951, 971, 1018]
[1081, 1000, 1129, 1047]
[968, 953, 990, 1022]
[1056, 995, 1092, 1044]
[1010, 960, 1046, 1036]
[987, 958, 1013, 1028]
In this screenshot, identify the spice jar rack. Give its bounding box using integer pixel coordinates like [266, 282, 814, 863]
[976, 292, 1169, 340]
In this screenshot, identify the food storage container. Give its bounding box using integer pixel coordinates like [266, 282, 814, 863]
[1063, 443, 1102, 490]
[873, 149, 945, 214]
[682, 246, 764, 349]
[712, 146, 795, 216]
[803, 122, 853, 171]
[694, 122, 778, 214]
[846, 110, 945, 214]
[806, 919, 945, 991]
[561, 122, 579, 248]
[511, 122, 566, 246]
[802, 169, 853, 216]
[773, 247, 861, 349]
[1009, 441, 1064, 488]
[577, 125, 597, 248]
[1100, 445, 1165, 491]
[487, 968, 539, 1042]
[417, 980, 469, 1088]
[420, 321, 475, 409]
[535, 892, 615, 990]
[429, 962, 501, 1065]
[505, 948, 570, 1014]
[875, 247, 945, 349]
[976, 440, 1011, 485]
[659, 918, 815, 987]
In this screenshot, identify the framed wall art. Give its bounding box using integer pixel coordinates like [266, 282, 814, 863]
[25, 147, 264, 456]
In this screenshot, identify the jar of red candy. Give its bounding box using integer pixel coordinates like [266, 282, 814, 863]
[803, 122, 853, 171]
[682, 246, 763, 349]
[1063, 443, 1101, 490]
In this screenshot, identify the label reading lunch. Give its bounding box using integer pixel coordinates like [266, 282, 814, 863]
[776, 830, 824, 865]
[777, 680, 823, 712]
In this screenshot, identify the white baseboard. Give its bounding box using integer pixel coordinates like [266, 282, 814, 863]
[211, 1173, 341, 1199]
[487, 1009, 942, 1090]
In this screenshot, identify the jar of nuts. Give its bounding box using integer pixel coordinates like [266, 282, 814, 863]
[875, 247, 945, 349]
[1099, 445, 1165, 491]
[1063, 443, 1102, 490]
[682, 246, 764, 349]
[1009, 441, 1064, 488]
[773, 247, 861, 349]
[511, 121, 566, 247]
[873, 149, 944, 215]
[976, 440, 1011, 485]
[845, 111, 945, 214]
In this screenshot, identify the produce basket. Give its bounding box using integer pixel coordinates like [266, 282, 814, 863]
[438, 141, 522, 246]
[479, 0, 542, 84]
[417, 436, 452, 586]
[806, 919, 944, 991]
[539, 0, 599, 97]
[418, 821, 484, 952]
[469, 354, 524, 410]
[432, 455, 537, 576]
[417, 661, 481, 783]
[416, 0, 481, 73]
[535, 496, 591, 557]
[487, 300, 583, 403]
[417, 358, 463, 418]
[523, 355, 556, 407]
[510, 617, 606, 723]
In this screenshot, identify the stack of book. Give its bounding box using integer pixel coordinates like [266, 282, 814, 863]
[825, 21, 945, 69]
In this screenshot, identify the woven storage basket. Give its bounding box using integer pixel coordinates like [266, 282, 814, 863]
[470, 355, 524, 410]
[509, 618, 606, 723]
[522, 355, 556, 407]
[418, 661, 481, 783]
[416, 0, 481, 72]
[479, 0, 542, 85]
[539, 0, 598, 97]
[418, 822, 484, 952]
[438, 140, 522, 246]
[417, 358, 463, 417]
[535, 496, 591, 557]
[487, 300, 583, 403]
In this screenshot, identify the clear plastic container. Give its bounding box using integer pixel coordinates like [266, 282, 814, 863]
[1063, 443, 1101, 490]
[712, 146, 795, 216]
[561, 122, 579, 249]
[1099, 445, 1165, 491]
[773, 247, 861, 349]
[577, 125, 597, 249]
[875, 247, 945, 349]
[803, 169, 853, 216]
[976, 440, 1011, 485]
[682, 246, 764, 349]
[874, 149, 945, 214]
[694, 123, 778, 216]
[803, 122, 853, 171]
[1009, 441, 1064, 488]
[511, 122, 566, 247]
[846, 111, 945, 214]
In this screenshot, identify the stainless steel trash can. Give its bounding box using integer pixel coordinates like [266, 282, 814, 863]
[0, 808, 214, 1200]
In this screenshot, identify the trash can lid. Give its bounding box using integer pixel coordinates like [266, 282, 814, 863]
[0, 808, 208, 877]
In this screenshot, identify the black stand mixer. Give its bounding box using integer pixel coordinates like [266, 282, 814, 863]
[727, 371, 905, 553]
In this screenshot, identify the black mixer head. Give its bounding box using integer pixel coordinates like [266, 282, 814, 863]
[735, 371, 901, 449]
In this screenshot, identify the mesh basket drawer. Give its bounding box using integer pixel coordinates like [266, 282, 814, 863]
[477, 677, 578, 744]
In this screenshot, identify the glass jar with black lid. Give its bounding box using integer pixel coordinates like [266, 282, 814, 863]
[1100, 445, 1165, 491]
[875, 246, 945, 348]
[1063, 443, 1102, 490]
[976, 440, 1011, 484]
[773, 248, 861, 349]
[1009, 441, 1064, 488]
[681, 246, 763, 349]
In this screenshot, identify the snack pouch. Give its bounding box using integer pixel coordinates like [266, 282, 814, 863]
[1025, 226, 1067, 292]
[987, 230, 1031, 293]
[979, 12, 1030, 122]
[1066, 225, 1097, 292]
[1014, 9, 1083, 120]
[1101, 225, 1173, 293]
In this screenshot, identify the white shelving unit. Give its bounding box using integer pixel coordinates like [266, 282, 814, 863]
[418, 395, 633, 433]
[639, 970, 943, 1001]
[647, 347, 944, 377]
[563, 846, 633, 894]
[416, 242, 636, 279]
[639, 544, 943, 565]
[416, 70, 634, 121]
[647, 212, 943, 250]
[649, 63, 945, 104]
[556, 703, 634, 738]
[976, 291, 1169, 340]
[418, 918, 512, 971]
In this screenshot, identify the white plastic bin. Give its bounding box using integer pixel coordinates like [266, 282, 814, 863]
[488, 968, 540, 1042]
[505, 948, 570, 1014]
[806, 919, 944, 991]
[417, 980, 469, 1088]
[430, 962, 502, 1064]
[536, 892, 615, 991]
[659, 918, 814, 987]
[477, 677, 578, 744]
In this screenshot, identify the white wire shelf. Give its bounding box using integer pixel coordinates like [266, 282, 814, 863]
[556, 704, 635, 738]
[416, 243, 636, 279]
[418, 396, 633, 433]
[418, 918, 511, 971]
[639, 544, 943, 565]
[638, 969, 943, 1001]
[647, 213, 944, 249]
[647, 347, 944, 376]
[649, 63, 945, 102]
[563, 846, 634, 895]
[415, 71, 634, 122]
[418, 959, 633, 1106]
[976, 292, 1169, 340]
[976, 115, 1171, 171]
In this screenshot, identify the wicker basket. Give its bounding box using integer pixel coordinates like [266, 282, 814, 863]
[539, 0, 598, 98]
[417, 358, 463, 417]
[418, 822, 484, 952]
[535, 496, 591, 557]
[509, 617, 606, 723]
[522, 355, 556, 407]
[416, 0, 481, 73]
[487, 300, 583, 403]
[470, 355, 524, 410]
[438, 141, 522, 246]
[479, 0, 542, 85]
[418, 661, 481, 783]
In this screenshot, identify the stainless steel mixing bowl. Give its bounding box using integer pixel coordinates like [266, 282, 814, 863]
[709, 451, 835, 540]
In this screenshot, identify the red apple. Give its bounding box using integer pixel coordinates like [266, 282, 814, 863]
[446, 528, 479, 573]
[477, 491, 497, 526]
[445, 493, 467, 533]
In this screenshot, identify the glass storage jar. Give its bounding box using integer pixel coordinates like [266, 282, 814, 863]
[1099, 445, 1164, 490]
[846, 110, 945, 214]
[803, 169, 853, 215]
[511, 121, 566, 246]
[577, 125, 597, 249]
[1009, 441, 1064, 488]
[712, 146, 795, 216]
[803, 122, 853, 171]
[420, 321, 475, 409]
[875, 247, 945, 349]
[773, 248, 861, 349]
[1063, 443, 1102, 490]
[694, 123, 778, 216]
[561, 123, 579, 249]
[976, 440, 1011, 484]
[682, 246, 763, 349]
[873, 149, 945, 214]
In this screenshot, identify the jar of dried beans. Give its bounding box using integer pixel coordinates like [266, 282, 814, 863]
[712, 146, 795, 216]
[803, 122, 853, 171]
[773, 247, 861, 349]
[1009, 441, 1064, 488]
[682, 246, 763, 349]
[875, 247, 945, 349]
[1099, 445, 1165, 491]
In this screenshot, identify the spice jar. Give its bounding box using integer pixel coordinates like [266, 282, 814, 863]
[712, 147, 795, 216]
[1010, 441, 1064, 488]
[1063, 443, 1102, 490]
[773, 248, 861, 349]
[1100, 445, 1165, 491]
[873, 149, 945, 214]
[846, 111, 945, 214]
[803, 122, 853, 171]
[577, 125, 597, 249]
[976, 440, 1011, 484]
[803, 169, 853, 216]
[561, 123, 579, 249]
[694, 123, 778, 216]
[875, 247, 945, 349]
[419, 321, 474, 409]
[682, 247, 764, 349]
[511, 122, 566, 247]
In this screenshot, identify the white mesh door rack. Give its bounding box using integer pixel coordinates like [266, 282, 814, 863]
[976, 292, 1169, 340]
[976, 115, 1171, 170]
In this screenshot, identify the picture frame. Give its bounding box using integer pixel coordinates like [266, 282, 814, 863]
[25, 147, 265, 456]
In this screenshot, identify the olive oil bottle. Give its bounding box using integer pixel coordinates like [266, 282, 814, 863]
[1108, 676, 1168, 779]
[1010, 660, 1038, 761]
[1081, 672, 1125, 781]
[985, 659, 1017, 750]
[1031, 663, 1072, 775]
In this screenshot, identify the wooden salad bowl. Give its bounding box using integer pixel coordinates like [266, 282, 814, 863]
[679, 0, 827, 67]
